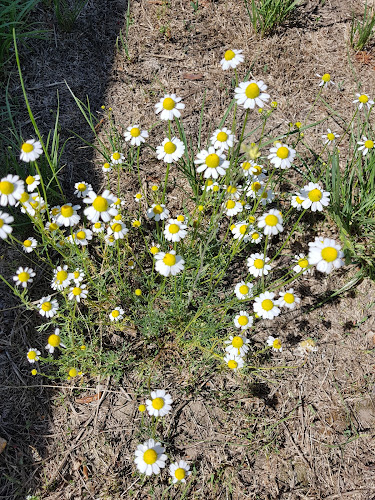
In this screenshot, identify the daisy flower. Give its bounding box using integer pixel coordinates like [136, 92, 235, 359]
[195, 147, 229, 179]
[253, 292, 281, 320]
[105, 233, 116, 246]
[107, 221, 129, 240]
[146, 203, 170, 222]
[71, 268, 85, 283]
[25, 174, 40, 192]
[234, 311, 253, 330]
[322, 128, 339, 145]
[124, 125, 149, 146]
[51, 265, 71, 291]
[134, 192, 143, 203]
[92, 221, 105, 233]
[259, 189, 275, 206]
[110, 151, 124, 164]
[248, 229, 262, 244]
[38, 296, 59, 318]
[0, 211, 13, 239]
[291, 193, 305, 211]
[146, 389, 173, 417]
[74, 181, 92, 198]
[247, 253, 271, 277]
[257, 209, 283, 236]
[68, 283, 88, 303]
[156, 137, 185, 163]
[154, 250, 185, 277]
[293, 253, 312, 275]
[45, 221, 60, 232]
[249, 163, 267, 179]
[164, 219, 187, 242]
[267, 336, 283, 352]
[22, 194, 46, 216]
[134, 439, 167, 476]
[231, 221, 250, 241]
[234, 80, 270, 109]
[268, 142, 296, 169]
[109, 307, 124, 322]
[169, 460, 191, 484]
[316, 73, 334, 87]
[220, 48, 244, 70]
[278, 289, 300, 310]
[202, 179, 220, 192]
[55, 203, 81, 227]
[20, 139, 43, 162]
[223, 353, 244, 371]
[45, 328, 66, 354]
[234, 281, 254, 300]
[244, 180, 264, 199]
[210, 127, 235, 152]
[300, 182, 330, 212]
[155, 93, 185, 121]
[27, 348, 41, 364]
[102, 162, 112, 173]
[13, 267, 35, 288]
[70, 228, 93, 246]
[83, 190, 118, 223]
[225, 334, 250, 357]
[353, 93, 374, 111]
[296, 338, 318, 356]
[132, 219, 141, 228]
[0, 175, 24, 206]
[224, 184, 242, 199]
[223, 199, 243, 217]
[308, 237, 344, 273]
[357, 136, 374, 156]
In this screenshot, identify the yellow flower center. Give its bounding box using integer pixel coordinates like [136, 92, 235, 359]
[296, 196, 303, 204]
[254, 259, 264, 269]
[0, 219, 3, 228]
[18, 272, 30, 282]
[150, 246, 159, 255]
[226, 200, 236, 209]
[175, 468, 186, 480]
[74, 271, 80, 279]
[93, 196, 108, 212]
[72, 287, 81, 296]
[239, 224, 247, 235]
[322, 73, 331, 82]
[22, 142, 34, 153]
[252, 166, 262, 175]
[111, 223, 122, 232]
[130, 127, 140, 137]
[177, 215, 184, 222]
[217, 131, 228, 142]
[250, 181, 261, 194]
[28, 350, 37, 360]
[321, 246, 338, 262]
[283, 293, 295, 304]
[265, 214, 278, 226]
[103, 162, 111, 170]
[23, 239, 32, 247]
[61, 205, 74, 218]
[153, 204, 163, 215]
[76, 231, 86, 240]
[169, 223, 180, 234]
[94, 222, 102, 228]
[20, 192, 29, 203]
[273, 338, 282, 349]
[245, 82, 260, 99]
[298, 258, 308, 268]
[359, 94, 369, 104]
[41, 302, 52, 311]
[308, 189, 322, 202]
[48, 334, 60, 347]
[163, 253, 176, 266]
[77, 183, 86, 191]
[251, 232, 260, 240]
[0, 181, 14, 195]
[138, 404, 146, 412]
[227, 186, 237, 194]
[163, 97, 175, 110]
[232, 336, 244, 348]
[205, 153, 220, 169]
[112, 310, 120, 318]
[213, 185, 220, 192]
[26, 175, 35, 185]
[365, 140, 374, 149]
[228, 360, 238, 369]
[164, 141, 177, 154]
[327, 133, 335, 141]
[261, 299, 273, 311]
[112, 152, 121, 160]
[135, 193, 142, 199]
[152, 397, 165, 410]
[224, 49, 235, 61]
[56, 270, 68, 283]
[143, 449, 158, 464]
[69, 368, 78, 377]
[242, 162, 251, 171]
[238, 315, 248, 326]
[49, 222, 59, 231]
[276, 146, 289, 159]
[239, 285, 249, 295]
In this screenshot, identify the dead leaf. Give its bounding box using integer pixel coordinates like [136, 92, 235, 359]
[182, 73, 204, 80]
[0, 438, 7, 454]
[75, 392, 102, 404]
[355, 51, 372, 65]
[82, 465, 89, 480]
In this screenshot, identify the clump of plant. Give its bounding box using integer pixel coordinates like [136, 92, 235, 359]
[243, 0, 300, 36]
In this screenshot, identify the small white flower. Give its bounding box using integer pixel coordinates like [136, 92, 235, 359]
[102, 162, 112, 173]
[154, 250, 185, 277]
[105, 233, 116, 246]
[134, 439, 167, 476]
[231, 221, 250, 242]
[109, 307, 124, 322]
[45, 328, 66, 354]
[74, 181, 92, 198]
[308, 237, 344, 274]
[202, 179, 220, 192]
[234, 80, 270, 109]
[83, 190, 118, 223]
[296, 338, 318, 356]
[247, 253, 271, 277]
[223, 353, 244, 371]
[27, 348, 41, 363]
[25, 174, 40, 192]
[71, 268, 85, 283]
[73, 228, 93, 246]
[220, 49, 244, 70]
[234, 311, 253, 330]
[169, 460, 191, 483]
[357, 136, 374, 156]
[21, 194, 46, 216]
[293, 253, 312, 275]
[92, 221, 105, 233]
[266, 335, 283, 351]
[353, 93, 374, 111]
[155, 93, 185, 121]
[110, 151, 124, 165]
[195, 147, 229, 179]
[20, 139, 43, 162]
[258, 209, 283, 236]
[278, 288, 300, 310]
[107, 221, 129, 240]
[124, 125, 149, 146]
[164, 219, 187, 242]
[223, 198, 243, 217]
[146, 389, 173, 417]
[146, 203, 170, 222]
[38, 296, 59, 318]
[210, 127, 235, 152]
[134, 192, 143, 203]
[55, 203, 81, 227]
[51, 265, 71, 291]
[253, 292, 281, 320]
[322, 128, 339, 144]
[268, 142, 296, 169]
[244, 179, 264, 199]
[234, 281, 254, 300]
[13, 266, 35, 288]
[156, 137, 185, 163]
[0, 174, 24, 206]
[248, 229, 263, 244]
[68, 283, 88, 303]
[224, 334, 250, 357]
[224, 184, 242, 199]
[291, 192, 305, 211]
[0, 211, 13, 239]
[259, 189, 275, 206]
[316, 73, 334, 87]
[300, 182, 330, 212]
